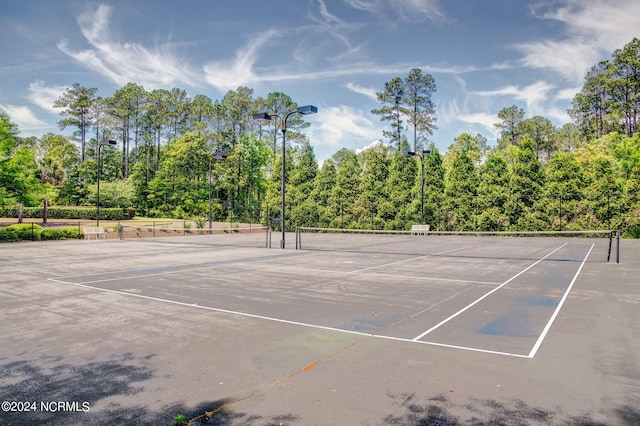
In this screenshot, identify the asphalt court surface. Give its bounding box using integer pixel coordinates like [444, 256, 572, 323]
[3, 232, 639, 425]
[49, 234, 602, 359]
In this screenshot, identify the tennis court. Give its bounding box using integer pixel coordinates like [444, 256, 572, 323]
[1, 230, 638, 424]
[49, 229, 617, 358]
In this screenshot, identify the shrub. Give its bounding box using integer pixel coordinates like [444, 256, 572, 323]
[41, 227, 83, 240]
[42, 228, 66, 240]
[0, 224, 82, 242]
[0, 228, 19, 242]
[8, 224, 42, 241]
[0, 206, 135, 220]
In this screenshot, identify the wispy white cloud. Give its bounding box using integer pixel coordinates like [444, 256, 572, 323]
[58, 4, 199, 89]
[0, 104, 48, 130]
[470, 81, 555, 117]
[515, 0, 640, 82]
[28, 81, 66, 113]
[457, 112, 500, 138]
[345, 82, 378, 100]
[203, 29, 281, 91]
[390, 0, 447, 24]
[345, 0, 446, 24]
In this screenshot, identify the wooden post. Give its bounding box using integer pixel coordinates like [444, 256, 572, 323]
[43, 198, 48, 224]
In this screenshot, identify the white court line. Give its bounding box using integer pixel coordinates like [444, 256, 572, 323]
[348, 246, 473, 274]
[411, 243, 568, 342]
[47, 277, 530, 358]
[527, 243, 594, 358]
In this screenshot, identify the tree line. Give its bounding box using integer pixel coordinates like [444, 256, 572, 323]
[1, 39, 639, 236]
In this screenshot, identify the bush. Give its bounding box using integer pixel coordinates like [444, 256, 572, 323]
[0, 225, 83, 242]
[42, 228, 66, 240]
[0, 228, 19, 242]
[9, 224, 42, 241]
[0, 206, 135, 220]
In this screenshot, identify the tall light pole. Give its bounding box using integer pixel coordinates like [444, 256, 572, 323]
[253, 105, 317, 249]
[96, 139, 118, 227]
[404, 149, 430, 225]
[208, 152, 226, 230]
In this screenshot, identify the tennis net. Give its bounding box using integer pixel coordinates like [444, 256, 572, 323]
[119, 224, 272, 248]
[295, 227, 620, 263]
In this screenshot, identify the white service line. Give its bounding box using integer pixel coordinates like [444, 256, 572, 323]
[47, 276, 531, 358]
[527, 243, 594, 358]
[411, 243, 568, 342]
[348, 246, 473, 274]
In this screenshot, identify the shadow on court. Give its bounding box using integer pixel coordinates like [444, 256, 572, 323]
[0, 353, 301, 426]
[381, 392, 640, 425]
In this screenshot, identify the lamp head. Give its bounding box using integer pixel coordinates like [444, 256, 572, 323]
[252, 112, 272, 122]
[296, 105, 318, 115]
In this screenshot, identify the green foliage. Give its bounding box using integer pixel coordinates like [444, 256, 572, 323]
[0, 206, 134, 220]
[171, 414, 188, 426]
[3, 44, 640, 237]
[0, 224, 83, 242]
[85, 179, 135, 208]
[0, 227, 19, 242]
[0, 114, 49, 206]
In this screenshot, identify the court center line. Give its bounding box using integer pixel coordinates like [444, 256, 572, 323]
[348, 246, 473, 274]
[411, 242, 568, 342]
[527, 243, 594, 358]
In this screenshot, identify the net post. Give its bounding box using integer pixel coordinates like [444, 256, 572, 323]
[616, 230, 620, 264]
[265, 226, 272, 248]
[295, 227, 302, 250]
[608, 231, 613, 262]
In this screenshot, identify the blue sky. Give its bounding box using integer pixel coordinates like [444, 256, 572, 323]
[1, 0, 639, 160]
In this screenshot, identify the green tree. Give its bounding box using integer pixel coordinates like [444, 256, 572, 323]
[404, 68, 437, 152]
[504, 138, 545, 230]
[372, 77, 406, 147]
[329, 150, 362, 228]
[611, 37, 640, 137]
[356, 142, 390, 229]
[0, 115, 49, 206]
[422, 145, 445, 230]
[443, 139, 478, 230]
[289, 141, 319, 228]
[385, 139, 417, 229]
[477, 152, 510, 230]
[495, 105, 525, 150]
[36, 133, 79, 187]
[106, 82, 147, 178]
[54, 83, 97, 162]
[543, 151, 584, 230]
[517, 116, 557, 161]
[309, 159, 337, 227]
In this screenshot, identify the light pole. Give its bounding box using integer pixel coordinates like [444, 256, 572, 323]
[404, 149, 431, 225]
[253, 105, 317, 249]
[208, 152, 226, 230]
[96, 139, 117, 227]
